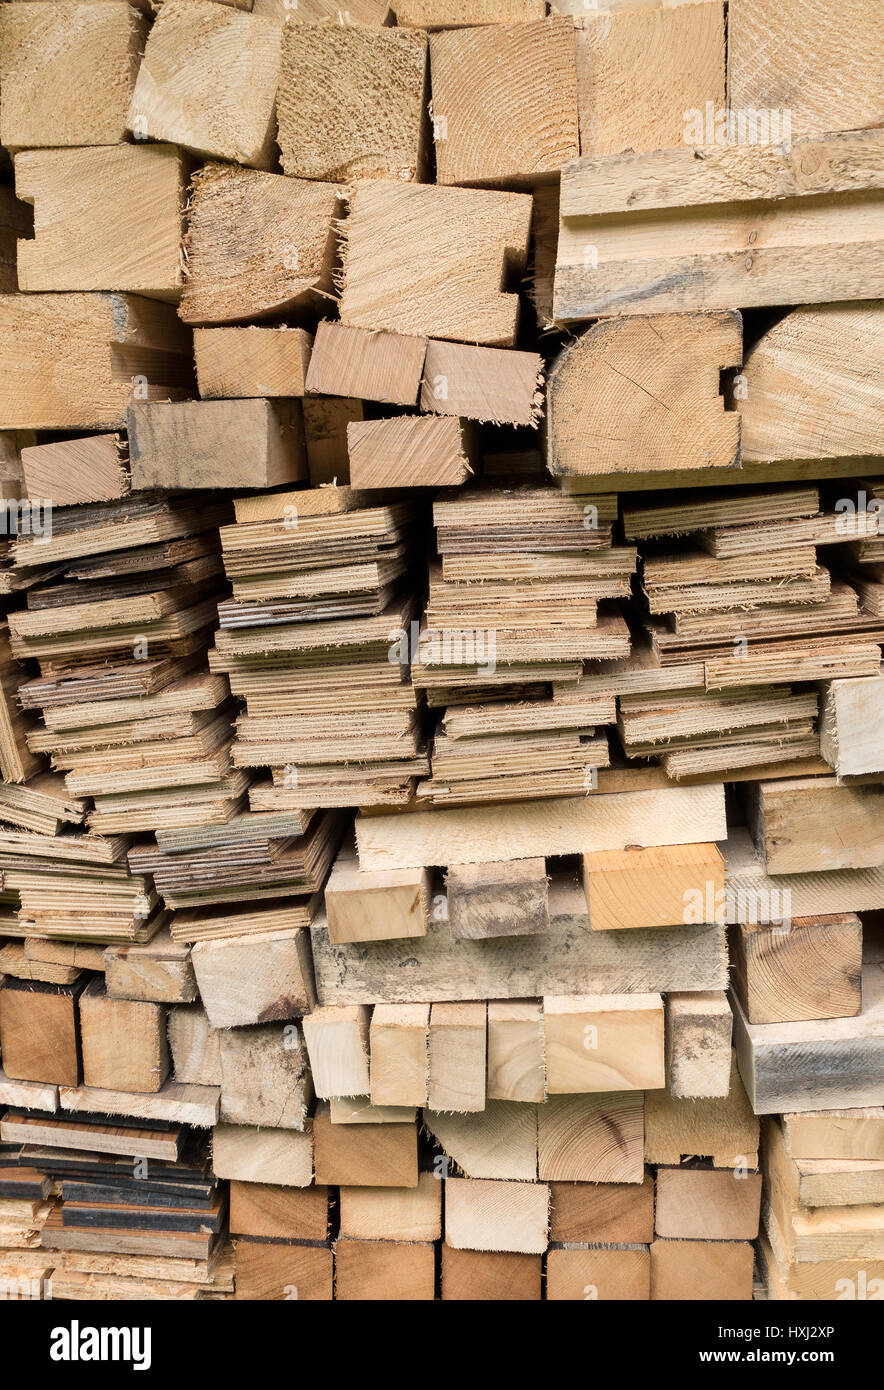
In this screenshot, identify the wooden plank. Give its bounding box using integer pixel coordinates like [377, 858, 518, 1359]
[20, 434, 128, 507]
[583, 842, 724, 932]
[312, 888, 727, 1006]
[339, 1172, 441, 1242]
[234, 1241, 332, 1301]
[0, 292, 192, 431]
[334, 1238, 434, 1300]
[420, 341, 543, 427]
[666, 991, 732, 1098]
[212, 1123, 313, 1188]
[219, 1023, 311, 1130]
[544, 993, 665, 1093]
[820, 674, 884, 778]
[550, 1175, 654, 1244]
[426, 1101, 537, 1181]
[179, 162, 341, 324]
[554, 132, 884, 320]
[732, 965, 884, 1114]
[546, 311, 741, 477]
[0, 1068, 57, 1113]
[328, 1097, 417, 1126]
[487, 1000, 546, 1102]
[369, 1004, 429, 1107]
[356, 784, 727, 870]
[194, 326, 312, 400]
[58, 1080, 219, 1128]
[751, 776, 884, 874]
[78, 980, 168, 1095]
[441, 1245, 541, 1301]
[104, 928, 197, 1005]
[738, 303, 884, 462]
[538, 1093, 644, 1182]
[650, 1240, 754, 1300]
[14, 145, 185, 300]
[229, 1181, 329, 1240]
[305, 321, 426, 407]
[429, 16, 578, 186]
[278, 23, 428, 182]
[128, 399, 305, 491]
[782, 1108, 884, 1162]
[764, 1116, 884, 1209]
[444, 1177, 549, 1254]
[730, 914, 863, 1025]
[166, 1005, 221, 1087]
[575, 2, 724, 156]
[302, 396, 361, 486]
[398, 0, 545, 25]
[728, 0, 884, 141]
[547, 1247, 650, 1301]
[427, 1002, 486, 1113]
[347, 414, 474, 489]
[655, 1165, 761, 1239]
[645, 1054, 759, 1168]
[0, 977, 81, 1089]
[302, 1005, 370, 1100]
[127, 0, 283, 168]
[725, 826, 884, 918]
[339, 179, 532, 346]
[446, 859, 549, 940]
[312, 1105, 418, 1187]
[325, 854, 429, 945]
[0, 1, 147, 150]
[191, 928, 315, 1029]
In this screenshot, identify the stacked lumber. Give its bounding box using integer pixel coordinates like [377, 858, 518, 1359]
[0, 0, 881, 1311]
[412, 486, 633, 803]
[209, 486, 427, 813]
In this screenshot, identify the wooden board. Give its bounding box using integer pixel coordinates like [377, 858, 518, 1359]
[645, 1055, 759, 1169]
[427, 1002, 486, 1112]
[821, 674, 884, 778]
[425, 1101, 537, 1181]
[219, 1024, 311, 1131]
[420, 341, 543, 427]
[229, 1181, 329, 1240]
[0, 980, 82, 1088]
[339, 1172, 441, 1243]
[738, 303, 884, 462]
[583, 842, 724, 932]
[128, 399, 306, 491]
[234, 1240, 332, 1301]
[127, 0, 283, 168]
[212, 1123, 313, 1188]
[334, 1238, 434, 1300]
[14, 144, 186, 300]
[78, 980, 169, 1095]
[278, 23, 428, 182]
[305, 321, 426, 407]
[554, 130, 884, 321]
[782, 1109, 884, 1163]
[575, 2, 724, 156]
[546, 311, 741, 477]
[191, 928, 315, 1029]
[550, 1174, 654, 1244]
[446, 859, 549, 940]
[444, 1177, 549, 1255]
[486, 1000, 546, 1103]
[729, 914, 863, 1025]
[547, 1247, 650, 1301]
[441, 1244, 541, 1301]
[538, 1093, 644, 1183]
[650, 1239, 754, 1301]
[339, 179, 532, 346]
[312, 1105, 418, 1188]
[356, 784, 727, 870]
[20, 434, 128, 507]
[0, 1, 147, 150]
[728, 0, 884, 141]
[731, 965, 884, 1114]
[369, 1004, 429, 1107]
[665, 991, 732, 1098]
[302, 1005, 370, 1101]
[347, 414, 474, 489]
[58, 1080, 219, 1128]
[655, 1165, 762, 1240]
[179, 162, 341, 324]
[0, 293, 192, 431]
[194, 327, 312, 400]
[544, 993, 665, 1093]
[428, 16, 579, 185]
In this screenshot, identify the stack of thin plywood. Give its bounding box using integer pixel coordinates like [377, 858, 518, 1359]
[210, 486, 428, 812]
[610, 486, 884, 779]
[413, 487, 633, 803]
